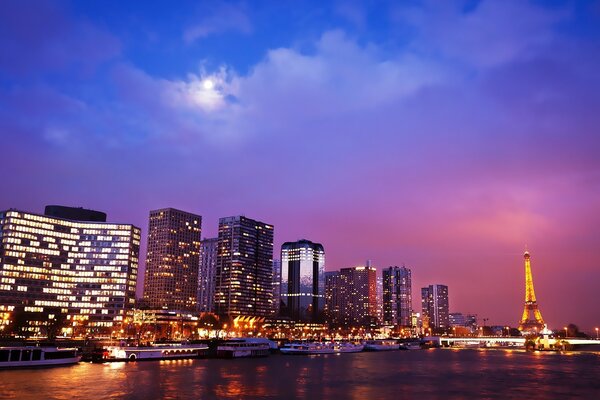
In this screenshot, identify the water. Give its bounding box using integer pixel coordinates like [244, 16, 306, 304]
[1, 349, 599, 399]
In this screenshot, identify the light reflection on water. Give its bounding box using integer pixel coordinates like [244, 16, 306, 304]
[0, 349, 599, 399]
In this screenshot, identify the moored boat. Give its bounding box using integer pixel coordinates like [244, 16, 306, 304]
[0, 346, 81, 368]
[280, 342, 335, 355]
[399, 341, 421, 350]
[100, 343, 209, 362]
[364, 340, 400, 351]
[216, 341, 270, 358]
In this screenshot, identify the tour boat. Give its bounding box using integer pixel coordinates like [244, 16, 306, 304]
[280, 342, 336, 355]
[364, 340, 401, 351]
[0, 346, 81, 368]
[216, 341, 270, 358]
[280, 342, 364, 355]
[100, 343, 209, 362]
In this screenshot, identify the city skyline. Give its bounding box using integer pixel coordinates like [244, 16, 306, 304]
[2, 0, 600, 332]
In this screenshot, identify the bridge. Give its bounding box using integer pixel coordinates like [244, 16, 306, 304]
[424, 336, 600, 349]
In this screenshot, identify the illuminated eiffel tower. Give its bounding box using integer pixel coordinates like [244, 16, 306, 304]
[518, 250, 545, 332]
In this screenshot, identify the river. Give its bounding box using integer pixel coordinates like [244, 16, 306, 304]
[1, 348, 599, 399]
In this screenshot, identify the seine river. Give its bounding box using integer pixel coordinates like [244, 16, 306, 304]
[1, 349, 599, 399]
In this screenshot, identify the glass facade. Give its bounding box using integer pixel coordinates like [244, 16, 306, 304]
[214, 216, 274, 317]
[197, 237, 218, 312]
[0, 209, 140, 333]
[280, 239, 325, 322]
[382, 266, 412, 327]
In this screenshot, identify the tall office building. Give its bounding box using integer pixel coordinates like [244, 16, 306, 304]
[382, 266, 412, 326]
[421, 284, 449, 330]
[0, 207, 140, 334]
[143, 208, 201, 311]
[213, 216, 274, 317]
[272, 259, 281, 316]
[280, 239, 325, 322]
[324, 265, 377, 326]
[197, 237, 218, 312]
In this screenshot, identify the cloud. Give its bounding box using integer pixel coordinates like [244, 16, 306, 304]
[183, 2, 252, 43]
[394, 0, 569, 68]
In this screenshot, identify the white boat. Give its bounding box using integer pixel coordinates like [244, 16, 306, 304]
[0, 346, 81, 368]
[364, 340, 401, 351]
[216, 341, 270, 358]
[332, 342, 364, 353]
[280, 342, 364, 355]
[102, 343, 209, 362]
[280, 342, 336, 355]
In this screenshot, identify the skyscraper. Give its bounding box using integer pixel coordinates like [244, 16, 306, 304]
[382, 266, 412, 327]
[280, 239, 325, 321]
[197, 237, 218, 313]
[213, 216, 274, 317]
[143, 208, 201, 311]
[272, 259, 281, 316]
[421, 284, 449, 330]
[324, 266, 377, 326]
[0, 207, 140, 335]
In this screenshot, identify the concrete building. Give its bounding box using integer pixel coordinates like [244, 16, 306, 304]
[213, 216, 274, 317]
[143, 208, 201, 311]
[421, 284, 449, 330]
[324, 265, 377, 326]
[0, 206, 140, 335]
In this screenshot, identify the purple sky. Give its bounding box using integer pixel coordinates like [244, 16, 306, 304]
[1, 0, 600, 331]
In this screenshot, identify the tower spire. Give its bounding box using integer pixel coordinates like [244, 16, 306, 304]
[518, 250, 545, 332]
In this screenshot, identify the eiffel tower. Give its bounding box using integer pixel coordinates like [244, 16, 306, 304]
[518, 250, 545, 332]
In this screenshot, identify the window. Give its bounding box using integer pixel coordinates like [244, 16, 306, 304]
[0, 350, 9, 362]
[32, 350, 42, 361]
[10, 350, 21, 362]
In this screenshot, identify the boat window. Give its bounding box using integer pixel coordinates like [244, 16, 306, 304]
[45, 350, 76, 360]
[32, 350, 42, 361]
[10, 350, 21, 362]
[21, 350, 31, 361]
[0, 350, 9, 362]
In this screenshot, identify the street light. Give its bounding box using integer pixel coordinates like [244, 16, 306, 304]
[595, 327, 598, 340]
[564, 326, 568, 338]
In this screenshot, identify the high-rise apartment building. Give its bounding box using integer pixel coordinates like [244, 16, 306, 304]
[280, 239, 325, 321]
[421, 284, 449, 330]
[382, 266, 412, 327]
[143, 208, 201, 311]
[324, 266, 377, 326]
[0, 207, 140, 334]
[272, 259, 281, 316]
[213, 216, 274, 317]
[197, 237, 218, 313]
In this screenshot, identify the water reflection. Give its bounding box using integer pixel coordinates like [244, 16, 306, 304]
[1, 350, 599, 399]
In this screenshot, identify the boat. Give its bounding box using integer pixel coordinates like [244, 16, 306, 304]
[332, 342, 364, 353]
[216, 341, 270, 358]
[399, 341, 422, 350]
[232, 337, 279, 352]
[100, 343, 209, 362]
[0, 346, 81, 368]
[280, 342, 336, 355]
[364, 340, 400, 351]
[280, 342, 364, 355]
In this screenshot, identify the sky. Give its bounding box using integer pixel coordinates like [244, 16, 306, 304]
[1, 0, 600, 331]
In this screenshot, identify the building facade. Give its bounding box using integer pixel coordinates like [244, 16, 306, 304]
[213, 216, 274, 317]
[272, 259, 281, 316]
[0, 207, 140, 335]
[382, 265, 412, 327]
[197, 237, 218, 313]
[324, 266, 377, 326]
[143, 208, 201, 312]
[280, 239, 325, 322]
[421, 284, 449, 330]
